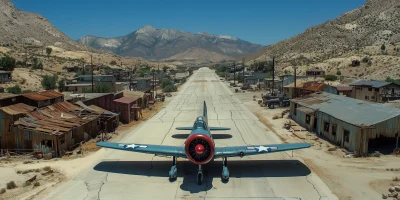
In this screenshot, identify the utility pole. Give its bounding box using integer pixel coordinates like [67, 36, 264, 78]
[293, 66, 297, 98]
[91, 55, 94, 93]
[233, 62, 236, 85]
[242, 57, 245, 83]
[272, 56, 275, 95]
[152, 69, 156, 100]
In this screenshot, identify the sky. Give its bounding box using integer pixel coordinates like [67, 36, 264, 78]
[11, 0, 366, 46]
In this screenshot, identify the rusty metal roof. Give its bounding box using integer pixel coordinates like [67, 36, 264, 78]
[22, 93, 51, 101]
[47, 101, 82, 112]
[0, 93, 19, 100]
[334, 84, 352, 91]
[113, 96, 139, 104]
[303, 83, 327, 92]
[39, 90, 64, 98]
[0, 103, 35, 115]
[292, 92, 400, 127]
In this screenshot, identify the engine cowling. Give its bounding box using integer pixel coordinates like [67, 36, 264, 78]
[185, 134, 214, 165]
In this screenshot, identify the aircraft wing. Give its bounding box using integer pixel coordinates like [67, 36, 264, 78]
[213, 143, 310, 158]
[96, 142, 186, 157]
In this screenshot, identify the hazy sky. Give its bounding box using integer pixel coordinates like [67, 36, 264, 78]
[11, 0, 365, 45]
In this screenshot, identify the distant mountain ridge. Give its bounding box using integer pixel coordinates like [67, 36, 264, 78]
[78, 26, 264, 61]
[0, 0, 83, 50]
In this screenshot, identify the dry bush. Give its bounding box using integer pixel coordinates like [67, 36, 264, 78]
[33, 181, 40, 187]
[393, 177, 400, 181]
[22, 182, 31, 187]
[22, 169, 34, 174]
[23, 160, 33, 164]
[6, 181, 16, 189]
[0, 188, 5, 194]
[43, 166, 51, 171]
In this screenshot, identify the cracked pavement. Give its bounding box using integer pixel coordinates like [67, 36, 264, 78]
[39, 68, 337, 200]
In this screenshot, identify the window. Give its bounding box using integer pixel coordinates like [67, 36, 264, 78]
[368, 88, 372, 91]
[375, 88, 379, 92]
[344, 129, 350, 143]
[371, 96, 375, 100]
[332, 124, 337, 136]
[324, 121, 330, 132]
[365, 96, 369, 100]
[294, 103, 298, 116]
[305, 114, 311, 124]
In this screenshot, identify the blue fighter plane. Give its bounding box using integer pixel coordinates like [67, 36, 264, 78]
[97, 101, 311, 185]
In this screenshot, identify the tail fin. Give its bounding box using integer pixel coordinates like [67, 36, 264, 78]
[203, 101, 207, 118]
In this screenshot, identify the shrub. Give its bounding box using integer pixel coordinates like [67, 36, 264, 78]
[41, 74, 58, 90]
[7, 85, 22, 94]
[6, 181, 16, 189]
[33, 181, 40, 187]
[17, 170, 22, 174]
[162, 84, 177, 92]
[43, 166, 51, 171]
[336, 70, 342, 75]
[381, 44, 386, 51]
[84, 82, 109, 93]
[58, 79, 65, 92]
[0, 55, 16, 71]
[0, 188, 5, 194]
[324, 75, 338, 81]
[46, 47, 52, 57]
[20, 78, 26, 84]
[23, 182, 31, 187]
[109, 60, 117, 65]
[393, 177, 400, 181]
[367, 60, 372, 66]
[361, 56, 370, 63]
[22, 169, 34, 174]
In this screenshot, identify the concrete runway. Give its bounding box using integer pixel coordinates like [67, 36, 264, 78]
[43, 68, 336, 200]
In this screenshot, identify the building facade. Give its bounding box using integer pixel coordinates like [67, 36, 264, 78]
[350, 80, 400, 103]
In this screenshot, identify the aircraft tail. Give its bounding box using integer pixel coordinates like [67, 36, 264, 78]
[203, 101, 207, 119]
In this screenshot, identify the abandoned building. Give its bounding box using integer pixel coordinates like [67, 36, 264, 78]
[71, 75, 127, 92]
[113, 96, 143, 123]
[0, 71, 12, 83]
[333, 84, 352, 97]
[0, 93, 22, 107]
[290, 92, 400, 156]
[21, 90, 64, 108]
[0, 103, 36, 149]
[306, 68, 325, 76]
[12, 101, 103, 156]
[350, 80, 400, 103]
[64, 83, 93, 93]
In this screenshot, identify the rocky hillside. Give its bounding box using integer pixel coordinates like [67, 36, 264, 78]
[246, 0, 400, 80]
[0, 0, 83, 50]
[78, 26, 264, 62]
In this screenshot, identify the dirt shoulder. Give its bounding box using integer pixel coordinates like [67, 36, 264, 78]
[230, 85, 400, 200]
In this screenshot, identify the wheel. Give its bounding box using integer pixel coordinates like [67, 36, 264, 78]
[197, 172, 203, 185]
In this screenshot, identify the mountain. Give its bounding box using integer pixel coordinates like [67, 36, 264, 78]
[78, 26, 264, 61]
[0, 0, 83, 50]
[247, 0, 400, 64]
[245, 0, 400, 80]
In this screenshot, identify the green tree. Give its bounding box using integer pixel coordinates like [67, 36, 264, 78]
[324, 75, 338, 81]
[58, 78, 65, 92]
[7, 85, 22, 94]
[0, 55, 16, 71]
[163, 66, 168, 73]
[46, 47, 52, 57]
[41, 74, 58, 90]
[162, 84, 177, 92]
[381, 44, 386, 51]
[189, 69, 193, 76]
[84, 82, 109, 93]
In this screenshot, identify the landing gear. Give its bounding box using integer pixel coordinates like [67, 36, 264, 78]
[197, 165, 203, 185]
[169, 156, 177, 180]
[221, 157, 229, 181]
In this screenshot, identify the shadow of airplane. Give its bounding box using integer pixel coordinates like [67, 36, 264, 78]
[93, 159, 311, 193]
[172, 134, 233, 139]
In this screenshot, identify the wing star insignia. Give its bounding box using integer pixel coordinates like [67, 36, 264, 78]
[254, 146, 278, 152]
[118, 144, 148, 149]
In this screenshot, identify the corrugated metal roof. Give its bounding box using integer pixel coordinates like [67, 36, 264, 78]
[303, 83, 327, 92]
[22, 93, 51, 101]
[47, 101, 82, 112]
[113, 96, 138, 104]
[0, 93, 19, 100]
[292, 92, 400, 127]
[334, 84, 352, 91]
[349, 80, 391, 88]
[0, 103, 35, 115]
[39, 90, 64, 98]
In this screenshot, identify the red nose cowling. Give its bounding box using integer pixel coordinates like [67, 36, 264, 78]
[185, 134, 214, 165]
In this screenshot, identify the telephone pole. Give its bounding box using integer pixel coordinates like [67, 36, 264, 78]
[233, 62, 236, 85]
[91, 55, 94, 93]
[293, 66, 297, 98]
[242, 57, 245, 83]
[272, 56, 275, 95]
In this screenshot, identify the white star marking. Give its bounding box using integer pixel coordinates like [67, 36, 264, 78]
[254, 146, 278, 152]
[118, 144, 148, 149]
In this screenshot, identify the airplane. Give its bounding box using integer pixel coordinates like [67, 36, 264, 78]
[97, 101, 311, 185]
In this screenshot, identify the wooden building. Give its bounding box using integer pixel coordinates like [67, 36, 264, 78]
[113, 96, 141, 123]
[290, 92, 400, 156]
[22, 90, 64, 108]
